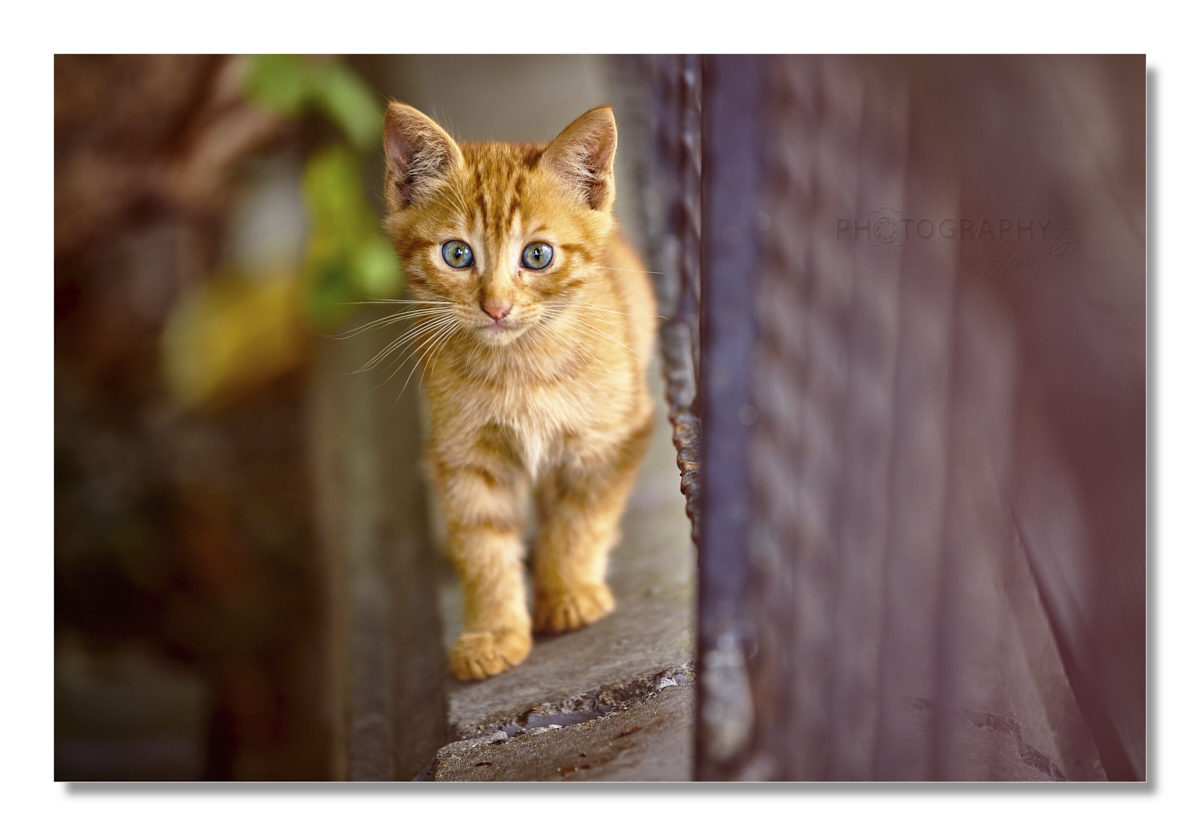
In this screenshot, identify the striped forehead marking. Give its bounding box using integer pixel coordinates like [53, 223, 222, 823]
[465, 149, 542, 247]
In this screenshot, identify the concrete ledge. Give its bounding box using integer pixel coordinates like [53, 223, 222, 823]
[428, 674, 694, 782]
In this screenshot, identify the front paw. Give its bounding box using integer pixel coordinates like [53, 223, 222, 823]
[449, 628, 532, 681]
[534, 583, 615, 634]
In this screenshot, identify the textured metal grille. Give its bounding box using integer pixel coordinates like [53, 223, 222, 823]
[698, 55, 1144, 781]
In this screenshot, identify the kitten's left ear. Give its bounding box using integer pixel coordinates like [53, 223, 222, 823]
[540, 106, 618, 211]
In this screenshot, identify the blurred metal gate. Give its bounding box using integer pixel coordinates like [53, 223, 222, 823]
[658, 55, 1146, 781]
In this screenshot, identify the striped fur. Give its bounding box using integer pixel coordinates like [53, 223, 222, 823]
[382, 102, 657, 680]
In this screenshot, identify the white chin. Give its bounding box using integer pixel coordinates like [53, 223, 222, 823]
[478, 324, 523, 345]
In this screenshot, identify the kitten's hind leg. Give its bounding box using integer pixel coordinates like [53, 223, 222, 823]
[532, 418, 653, 634]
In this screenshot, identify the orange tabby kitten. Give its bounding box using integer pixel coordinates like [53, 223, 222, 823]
[380, 102, 657, 680]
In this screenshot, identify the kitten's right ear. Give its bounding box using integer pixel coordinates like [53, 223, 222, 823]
[383, 102, 463, 211]
[541, 106, 618, 211]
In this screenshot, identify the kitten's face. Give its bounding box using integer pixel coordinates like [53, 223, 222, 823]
[393, 146, 613, 346]
[382, 104, 618, 348]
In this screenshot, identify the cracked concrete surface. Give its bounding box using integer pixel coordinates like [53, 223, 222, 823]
[429, 674, 694, 782]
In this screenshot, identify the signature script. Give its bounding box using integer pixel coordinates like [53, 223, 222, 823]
[966, 228, 1073, 283]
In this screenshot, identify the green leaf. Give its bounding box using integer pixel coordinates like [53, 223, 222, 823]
[242, 54, 310, 116]
[311, 62, 383, 152]
[302, 146, 362, 229]
[243, 55, 382, 150]
[300, 144, 404, 327]
[354, 236, 403, 297]
[303, 260, 356, 331]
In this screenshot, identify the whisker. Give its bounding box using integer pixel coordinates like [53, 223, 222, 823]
[353, 314, 457, 374]
[561, 317, 643, 359]
[542, 302, 668, 321]
[592, 266, 666, 275]
[375, 318, 458, 391]
[588, 307, 669, 321]
[397, 319, 458, 400]
[569, 339, 614, 376]
[374, 322, 442, 388]
[542, 303, 627, 315]
[340, 298, 453, 306]
[540, 305, 651, 334]
[334, 308, 448, 340]
[423, 323, 461, 389]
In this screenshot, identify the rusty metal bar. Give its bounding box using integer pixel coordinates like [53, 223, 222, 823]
[643, 55, 703, 547]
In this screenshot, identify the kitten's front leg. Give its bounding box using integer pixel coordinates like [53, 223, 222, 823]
[432, 445, 532, 680]
[533, 419, 654, 634]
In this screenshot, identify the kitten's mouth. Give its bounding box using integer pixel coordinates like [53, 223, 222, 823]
[477, 319, 526, 341]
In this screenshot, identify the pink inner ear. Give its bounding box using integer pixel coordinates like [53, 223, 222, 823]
[544, 109, 617, 209]
[559, 137, 614, 209]
[382, 104, 465, 209]
[385, 128, 415, 182]
[383, 115, 421, 208]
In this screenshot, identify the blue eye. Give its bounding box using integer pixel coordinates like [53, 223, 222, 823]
[442, 240, 474, 269]
[521, 242, 553, 270]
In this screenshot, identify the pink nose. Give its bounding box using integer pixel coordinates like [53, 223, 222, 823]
[482, 300, 512, 321]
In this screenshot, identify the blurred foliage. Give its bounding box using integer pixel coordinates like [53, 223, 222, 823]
[243, 53, 403, 326]
[163, 55, 401, 408]
[242, 54, 380, 153]
[301, 145, 402, 329]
